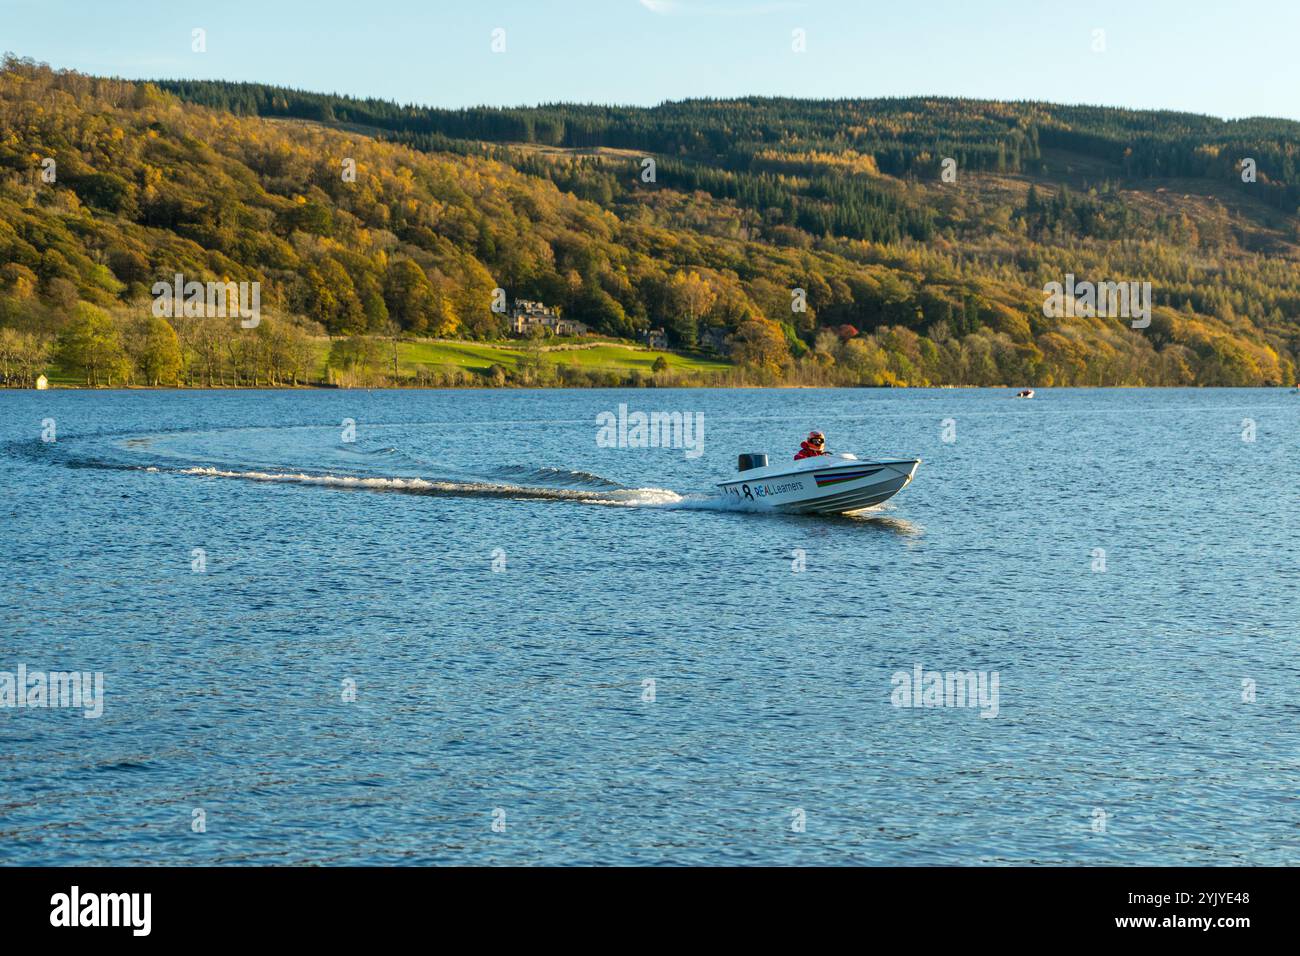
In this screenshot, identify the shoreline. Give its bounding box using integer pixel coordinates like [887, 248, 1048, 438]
[7, 383, 1294, 392]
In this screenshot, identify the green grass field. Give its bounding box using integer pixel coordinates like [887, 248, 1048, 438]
[394, 340, 730, 375]
[40, 336, 732, 387]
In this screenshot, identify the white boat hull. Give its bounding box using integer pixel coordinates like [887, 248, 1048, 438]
[717, 457, 920, 515]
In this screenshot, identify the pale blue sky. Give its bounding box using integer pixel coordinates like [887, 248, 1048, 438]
[5, 0, 1299, 119]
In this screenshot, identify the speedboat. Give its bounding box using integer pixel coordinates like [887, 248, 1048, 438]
[1015, 389, 1035, 399]
[717, 453, 920, 515]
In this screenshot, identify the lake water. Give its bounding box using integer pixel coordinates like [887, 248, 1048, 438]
[1, 387, 1296, 865]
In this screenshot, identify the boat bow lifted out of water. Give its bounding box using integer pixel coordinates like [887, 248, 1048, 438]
[718, 452, 920, 515]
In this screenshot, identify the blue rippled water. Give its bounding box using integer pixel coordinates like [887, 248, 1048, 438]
[0, 387, 1296, 865]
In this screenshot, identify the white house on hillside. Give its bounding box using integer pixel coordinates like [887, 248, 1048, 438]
[510, 300, 589, 337]
[639, 328, 669, 350]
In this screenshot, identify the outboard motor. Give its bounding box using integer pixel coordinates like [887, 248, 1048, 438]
[737, 453, 768, 472]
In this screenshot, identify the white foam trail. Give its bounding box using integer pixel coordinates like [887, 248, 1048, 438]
[182, 466, 449, 491]
[179, 466, 685, 507]
[579, 487, 688, 507]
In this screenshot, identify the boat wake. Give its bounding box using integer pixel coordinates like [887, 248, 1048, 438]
[174, 466, 910, 527]
[484, 463, 625, 489]
[9, 424, 915, 527]
[178, 465, 688, 508]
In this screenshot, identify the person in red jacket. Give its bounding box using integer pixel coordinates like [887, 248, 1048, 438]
[794, 430, 829, 460]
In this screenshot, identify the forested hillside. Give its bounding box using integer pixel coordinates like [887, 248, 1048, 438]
[2, 56, 1298, 387]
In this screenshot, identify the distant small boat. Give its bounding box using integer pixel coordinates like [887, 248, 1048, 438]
[1015, 389, 1035, 399]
